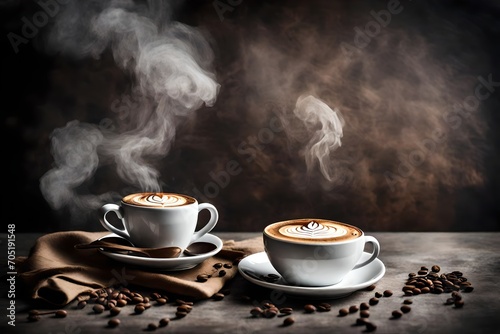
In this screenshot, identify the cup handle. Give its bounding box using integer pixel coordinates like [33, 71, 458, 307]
[352, 236, 380, 270]
[191, 203, 218, 243]
[98, 203, 130, 240]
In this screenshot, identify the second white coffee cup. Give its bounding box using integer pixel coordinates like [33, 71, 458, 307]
[264, 218, 380, 286]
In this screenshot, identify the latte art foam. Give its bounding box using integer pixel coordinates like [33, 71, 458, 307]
[279, 221, 347, 239]
[123, 193, 195, 208]
[265, 219, 362, 243]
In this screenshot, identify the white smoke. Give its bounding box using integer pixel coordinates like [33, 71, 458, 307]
[39, 0, 219, 223]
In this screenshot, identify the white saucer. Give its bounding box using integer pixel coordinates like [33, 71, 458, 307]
[238, 252, 385, 299]
[98, 233, 223, 271]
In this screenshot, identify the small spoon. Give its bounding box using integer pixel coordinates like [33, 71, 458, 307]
[75, 238, 218, 258]
[74, 239, 182, 258]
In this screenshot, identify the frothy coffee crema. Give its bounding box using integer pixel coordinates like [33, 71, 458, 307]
[122, 193, 195, 208]
[266, 219, 362, 243]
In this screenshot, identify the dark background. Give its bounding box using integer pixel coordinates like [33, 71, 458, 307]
[1, 0, 499, 233]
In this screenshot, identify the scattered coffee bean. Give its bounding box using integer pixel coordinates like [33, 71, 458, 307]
[177, 304, 193, 313]
[77, 301, 87, 309]
[401, 305, 411, 313]
[444, 298, 455, 305]
[283, 316, 295, 326]
[175, 311, 188, 319]
[369, 297, 379, 306]
[218, 270, 227, 277]
[365, 284, 376, 291]
[383, 290, 393, 297]
[360, 310, 370, 318]
[356, 318, 369, 326]
[304, 304, 316, 313]
[197, 274, 209, 282]
[159, 318, 170, 327]
[116, 299, 127, 307]
[263, 308, 278, 318]
[109, 307, 121, 316]
[147, 323, 157, 331]
[213, 263, 223, 269]
[212, 293, 225, 301]
[349, 305, 359, 313]
[280, 307, 293, 314]
[338, 308, 349, 317]
[224, 263, 233, 269]
[432, 265, 441, 273]
[392, 310, 403, 318]
[454, 299, 465, 308]
[250, 307, 263, 317]
[108, 318, 120, 328]
[375, 291, 383, 298]
[156, 298, 167, 305]
[317, 303, 331, 312]
[93, 304, 105, 314]
[134, 304, 145, 314]
[360, 302, 370, 310]
[365, 321, 377, 332]
[403, 299, 413, 304]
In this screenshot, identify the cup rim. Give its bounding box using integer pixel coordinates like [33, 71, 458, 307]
[263, 218, 364, 245]
[121, 192, 198, 209]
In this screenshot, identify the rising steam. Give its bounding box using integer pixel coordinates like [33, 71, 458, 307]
[40, 0, 219, 223]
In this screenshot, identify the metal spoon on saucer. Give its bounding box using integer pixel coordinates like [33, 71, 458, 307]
[75, 238, 217, 258]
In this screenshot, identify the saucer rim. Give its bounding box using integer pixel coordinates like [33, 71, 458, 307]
[97, 233, 223, 263]
[238, 251, 385, 294]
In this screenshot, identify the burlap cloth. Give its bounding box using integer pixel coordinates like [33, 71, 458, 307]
[16, 231, 263, 306]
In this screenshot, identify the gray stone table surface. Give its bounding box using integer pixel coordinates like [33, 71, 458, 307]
[0, 232, 499, 333]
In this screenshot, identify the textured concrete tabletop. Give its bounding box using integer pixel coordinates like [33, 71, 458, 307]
[1, 232, 499, 333]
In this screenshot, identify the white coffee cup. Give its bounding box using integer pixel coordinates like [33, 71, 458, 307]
[99, 192, 218, 249]
[263, 218, 380, 286]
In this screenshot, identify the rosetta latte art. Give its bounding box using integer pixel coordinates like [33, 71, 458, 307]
[279, 221, 347, 239]
[124, 193, 189, 207]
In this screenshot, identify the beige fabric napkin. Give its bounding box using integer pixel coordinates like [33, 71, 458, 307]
[16, 231, 263, 306]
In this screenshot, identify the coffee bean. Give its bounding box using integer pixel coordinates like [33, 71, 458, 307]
[134, 305, 145, 314]
[360, 310, 370, 318]
[250, 307, 263, 317]
[464, 286, 474, 293]
[53, 310, 67, 318]
[132, 296, 144, 304]
[224, 263, 233, 269]
[400, 305, 411, 313]
[283, 316, 295, 326]
[159, 318, 170, 327]
[383, 290, 393, 297]
[451, 291, 462, 300]
[93, 304, 105, 314]
[365, 321, 377, 332]
[349, 305, 359, 313]
[150, 292, 161, 300]
[263, 308, 278, 318]
[156, 298, 167, 305]
[77, 301, 87, 309]
[213, 263, 223, 269]
[369, 297, 379, 306]
[356, 318, 368, 326]
[338, 308, 349, 316]
[175, 311, 188, 319]
[360, 302, 370, 310]
[421, 287, 431, 294]
[434, 287, 444, 294]
[147, 323, 157, 330]
[454, 299, 465, 308]
[177, 304, 193, 313]
[403, 299, 413, 304]
[365, 284, 376, 291]
[109, 307, 121, 316]
[304, 304, 316, 313]
[280, 307, 293, 314]
[108, 318, 120, 328]
[412, 288, 421, 295]
[317, 303, 331, 312]
[392, 310, 403, 318]
[212, 293, 224, 301]
[445, 298, 455, 305]
[219, 270, 227, 277]
[431, 265, 441, 273]
[418, 269, 428, 275]
[197, 274, 209, 282]
[116, 299, 127, 307]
